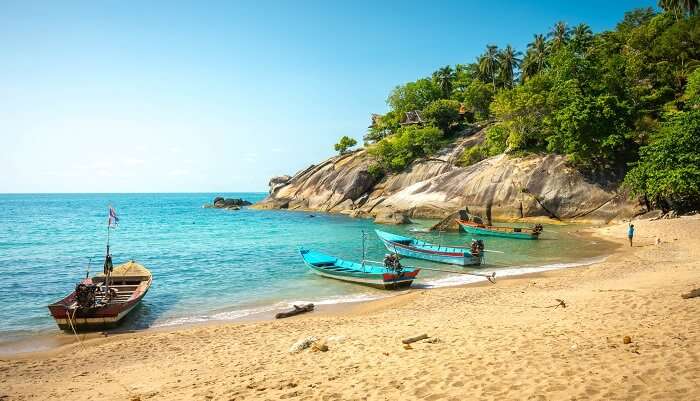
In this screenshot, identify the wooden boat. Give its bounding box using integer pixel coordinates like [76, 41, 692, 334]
[48, 206, 152, 332]
[375, 229, 483, 266]
[456, 213, 543, 240]
[299, 249, 420, 289]
[48, 260, 152, 331]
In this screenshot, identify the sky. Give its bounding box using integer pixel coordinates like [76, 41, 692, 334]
[0, 0, 657, 193]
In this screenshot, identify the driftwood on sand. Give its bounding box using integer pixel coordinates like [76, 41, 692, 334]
[276, 303, 314, 319]
[402, 334, 429, 344]
[681, 288, 700, 299]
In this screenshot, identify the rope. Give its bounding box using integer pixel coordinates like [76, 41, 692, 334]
[64, 305, 135, 398]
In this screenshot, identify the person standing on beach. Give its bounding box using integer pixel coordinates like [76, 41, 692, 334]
[628, 223, 635, 247]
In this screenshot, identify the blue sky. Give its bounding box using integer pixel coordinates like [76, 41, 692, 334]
[0, 0, 656, 193]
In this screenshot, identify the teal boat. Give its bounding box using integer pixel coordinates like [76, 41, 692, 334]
[375, 229, 483, 266]
[456, 218, 543, 240]
[299, 249, 420, 289]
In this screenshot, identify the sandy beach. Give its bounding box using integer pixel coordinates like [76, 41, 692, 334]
[2, 216, 699, 401]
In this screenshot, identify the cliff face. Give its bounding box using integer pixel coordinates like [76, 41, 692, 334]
[253, 130, 643, 224]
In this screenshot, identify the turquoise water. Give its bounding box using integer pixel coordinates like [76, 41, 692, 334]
[0, 193, 610, 343]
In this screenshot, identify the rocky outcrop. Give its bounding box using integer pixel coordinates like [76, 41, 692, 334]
[373, 211, 412, 225]
[204, 197, 252, 210]
[253, 129, 644, 224]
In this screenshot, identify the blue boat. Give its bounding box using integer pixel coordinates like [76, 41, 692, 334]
[375, 229, 483, 266]
[457, 219, 542, 240]
[299, 249, 420, 289]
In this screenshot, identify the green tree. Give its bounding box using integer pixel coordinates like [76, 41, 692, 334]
[424, 99, 461, 132]
[387, 78, 441, 114]
[658, 0, 699, 18]
[571, 23, 593, 52]
[625, 109, 700, 210]
[334, 136, 358, 154]
[433, 65, 455, 98]
[368, 126, 444, 172]
[522, 34, 548, 81]
[478, 45, 500, 89]
[460, 80, 494, 120]
[498, 44, 522, 88]
[548, 21, 570, 50]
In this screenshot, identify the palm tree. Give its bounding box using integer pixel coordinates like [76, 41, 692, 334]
[498, 45, 522, 88]
[571, 23, 593, 52]
[549, 21, 570, 50]
[478, 45, 500, 90]
[433, 65, 455, 98]
[658, 0, 698, 17]
[521, 34, 547, 81]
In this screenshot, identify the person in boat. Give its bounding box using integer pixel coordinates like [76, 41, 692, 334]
[628, 223, 635, 247]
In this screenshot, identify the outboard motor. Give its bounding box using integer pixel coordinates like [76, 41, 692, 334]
[533, 224, 544, 234]
[383, 253, 403, 272]
[75, 282, 98, 309]
[470, 239, 485, 257]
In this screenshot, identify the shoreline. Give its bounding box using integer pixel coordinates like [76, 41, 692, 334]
[2, 216, 698, 400]
[0, 227, 617, 358]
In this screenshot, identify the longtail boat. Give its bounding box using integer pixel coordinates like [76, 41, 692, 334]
[299, 249, 420, 289]
[48, 260, 152, 331]
[375, 229, 483, 266]
[48, 207, 152, 332]
[456, 212, 543, 240]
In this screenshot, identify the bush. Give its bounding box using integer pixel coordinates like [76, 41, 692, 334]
[484, 125, 509, 155]
[366, 163, 385, 180]
[423, 99, 461, 132]
[334, 136, 358, 154]
[368, 125, 445, 172]
[457, 145, 487, 167]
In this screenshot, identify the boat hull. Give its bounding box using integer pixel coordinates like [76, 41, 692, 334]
[300, 249, 419, 290]
[48, 277, 152, 332]
[458, 222, 539, 240]
[306, 264, 417, 289]
[378, 237, 481, 266]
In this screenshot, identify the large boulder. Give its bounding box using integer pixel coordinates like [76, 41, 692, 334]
[253, 128, 644, 224]
[373, 211, 412, 225]
[269, 175, 292, 194]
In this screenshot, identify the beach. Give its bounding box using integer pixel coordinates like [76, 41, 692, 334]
[2, 216, 699, 401]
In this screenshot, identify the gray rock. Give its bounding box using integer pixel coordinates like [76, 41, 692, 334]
[252, 127, 643, 224]
[208, 197, 251, 210]
[374, 211, 411, 225]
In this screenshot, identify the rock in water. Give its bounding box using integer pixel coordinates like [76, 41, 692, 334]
[374, 211, 411, 225]
[207, 196, 252, 210]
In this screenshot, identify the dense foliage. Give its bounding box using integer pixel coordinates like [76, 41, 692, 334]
[368, 126, 444, 172]
[624, 69, 700, 211]
[361, 4, 700, 210]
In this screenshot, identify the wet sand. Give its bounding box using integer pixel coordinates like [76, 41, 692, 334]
[1, 216, 699, 400]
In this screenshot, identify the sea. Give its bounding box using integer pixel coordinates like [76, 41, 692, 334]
[0, 193, 612, 350]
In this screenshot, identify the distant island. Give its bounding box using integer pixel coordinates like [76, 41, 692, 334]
[256, 6, 700, 224]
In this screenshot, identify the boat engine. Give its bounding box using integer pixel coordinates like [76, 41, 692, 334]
[383, 253, 402, 271]
[470, 239, 485, 256]
[533, 224, 544, 234]
[75, 282, 98, 309]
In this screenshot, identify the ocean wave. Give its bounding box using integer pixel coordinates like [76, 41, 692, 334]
[152, 292, 391, 328]
[421, 256, 608, 289]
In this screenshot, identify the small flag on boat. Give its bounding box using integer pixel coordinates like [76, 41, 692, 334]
[108, 206, 119, 227]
